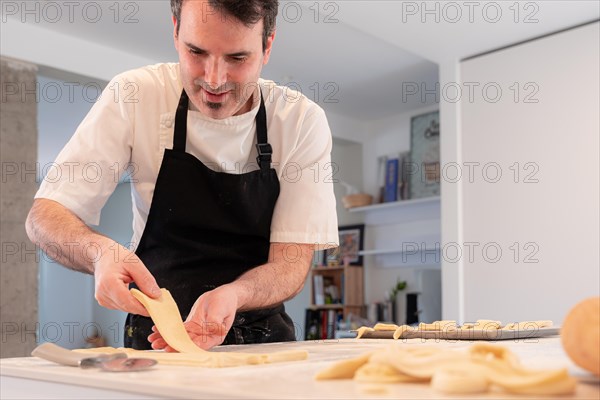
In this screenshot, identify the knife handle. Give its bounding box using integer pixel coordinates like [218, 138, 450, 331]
[31, 342, 87, 366]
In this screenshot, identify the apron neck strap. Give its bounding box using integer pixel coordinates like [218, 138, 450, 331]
[173, 88, 272, 171]
[254, 90, 272, 171]
[173, 89, 189, 152]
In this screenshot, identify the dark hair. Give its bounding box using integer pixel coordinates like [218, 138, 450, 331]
[171, 0, 278, 51]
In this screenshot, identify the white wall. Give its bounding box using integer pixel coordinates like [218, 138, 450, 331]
[438, 58, 464, 321]
[458, 22, 599, 324]
[36, 73, 132, 348]
[37, 74, 100, 349]
[2, 22, 158, 82]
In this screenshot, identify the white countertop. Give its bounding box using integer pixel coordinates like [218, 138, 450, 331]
[1, 337, 599, 399]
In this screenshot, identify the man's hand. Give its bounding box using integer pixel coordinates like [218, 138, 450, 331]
[25, 199, 161, 316]
[93, 240, 161, 317]
[148, 284, 238, 351]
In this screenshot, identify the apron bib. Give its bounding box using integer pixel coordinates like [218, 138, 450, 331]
[124, 89, 296, 349]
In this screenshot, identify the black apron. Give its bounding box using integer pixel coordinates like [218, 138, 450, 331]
[124, 89, 296, 349]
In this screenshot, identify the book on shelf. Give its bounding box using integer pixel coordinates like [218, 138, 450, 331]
[304, 308, 343, 340]
[304, 309, 320, 340]
[377, 155, 388, 204]
[340, 272, 345, 305]
[384, 158, 399, 202]
[313, 274, 325, 305]
[398, 151, 411, 200]
[326, 309, 336, 339]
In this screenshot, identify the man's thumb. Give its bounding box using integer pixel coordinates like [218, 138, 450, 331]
[129, 264, 161, 298]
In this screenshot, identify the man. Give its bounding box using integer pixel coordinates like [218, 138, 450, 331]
[25, 0, 338, 350]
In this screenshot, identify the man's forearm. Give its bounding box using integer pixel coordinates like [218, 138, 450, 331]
[25, 198, 112, 274]
[230, 243, 313, 311]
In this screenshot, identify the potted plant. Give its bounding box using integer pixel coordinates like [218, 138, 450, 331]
[390, 279, 407, 325]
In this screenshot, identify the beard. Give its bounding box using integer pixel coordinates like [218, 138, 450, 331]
[205, 101, 223, 110]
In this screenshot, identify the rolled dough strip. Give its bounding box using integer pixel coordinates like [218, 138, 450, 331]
[460, 320, 501, 330]
[392, 325, 413, 340]
[373, 323, 398, 331]
[502, 320, 553, 330]
[355, 326, 374, 339]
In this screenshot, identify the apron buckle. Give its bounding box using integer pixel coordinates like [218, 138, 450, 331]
[256, 143, 273, 169]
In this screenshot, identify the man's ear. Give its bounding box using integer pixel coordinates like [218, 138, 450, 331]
[172, 15, 179, 49]
[263, 30, 276, 65]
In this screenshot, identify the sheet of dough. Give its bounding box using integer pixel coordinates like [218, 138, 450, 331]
[122, 288, 307, 367]
[131, 288, 204, 353]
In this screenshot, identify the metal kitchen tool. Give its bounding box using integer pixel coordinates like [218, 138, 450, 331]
[98, 357, 157, 372]
[32, 342, 157, 372]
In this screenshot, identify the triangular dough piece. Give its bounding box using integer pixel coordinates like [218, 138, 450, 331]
[131, 288, 205, 353]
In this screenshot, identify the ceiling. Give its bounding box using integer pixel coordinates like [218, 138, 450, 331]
[7, 1, 600, 120]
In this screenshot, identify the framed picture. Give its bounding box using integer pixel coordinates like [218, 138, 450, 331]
[409, 110, 440, 199]
[324, 224, 365, 266]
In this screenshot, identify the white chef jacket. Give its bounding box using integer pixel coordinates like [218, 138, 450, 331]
[35, 63, 339, 250]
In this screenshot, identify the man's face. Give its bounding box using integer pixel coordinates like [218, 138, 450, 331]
[173, 2, 274, 119]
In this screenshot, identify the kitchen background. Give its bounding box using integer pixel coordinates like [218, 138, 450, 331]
[1, 1, 598, 357]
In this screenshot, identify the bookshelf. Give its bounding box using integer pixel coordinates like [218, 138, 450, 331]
[305, 265, 364, 340]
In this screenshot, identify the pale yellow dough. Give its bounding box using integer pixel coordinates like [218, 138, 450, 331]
[461, 319, 501, 330]
[372, 323, 398, 331]
[74, 288, 308, 368]
[130, 288, 203, 353]
[502, 320, 553, 330]
[315, 343, 575, 396]
[392, 325, 413, 340]
[355, 326, 375, 339]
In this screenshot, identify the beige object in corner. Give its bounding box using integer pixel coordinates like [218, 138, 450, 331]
[561, 296, 600, 376]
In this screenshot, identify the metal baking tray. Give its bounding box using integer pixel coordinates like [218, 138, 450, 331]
[353, 327, 560, 341]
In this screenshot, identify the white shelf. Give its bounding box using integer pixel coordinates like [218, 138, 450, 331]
[348, 195, 440, 268]
[309, 304, 344, 310]
[359, 247, 439, 256]
[348, 196, 440, 213]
